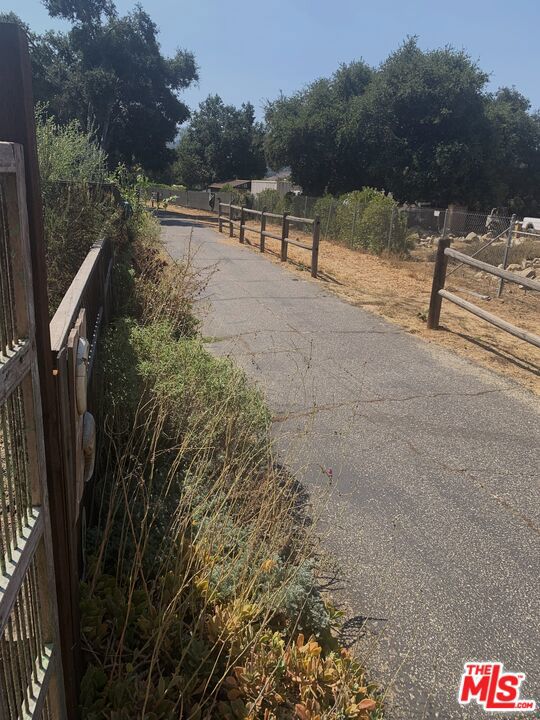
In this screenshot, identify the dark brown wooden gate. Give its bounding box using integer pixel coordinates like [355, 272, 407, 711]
[0, 142, 67, 718]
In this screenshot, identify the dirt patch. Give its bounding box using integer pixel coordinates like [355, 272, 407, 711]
[162, 205, 540, 396]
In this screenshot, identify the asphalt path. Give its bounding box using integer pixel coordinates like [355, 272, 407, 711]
[160, 211, 539, 720]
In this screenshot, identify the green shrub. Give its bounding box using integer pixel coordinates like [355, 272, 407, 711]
[355, 192, 409, 253]
[36, 109, 120, 313]
[313, 195, 338, 239]
[334, 188, 379, 245]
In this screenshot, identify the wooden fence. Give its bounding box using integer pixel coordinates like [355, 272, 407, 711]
[218, 202, 321, 278]
[0, 142, 68, 718]
[427, 237, 540, 348]
[0, 23, 119, 716]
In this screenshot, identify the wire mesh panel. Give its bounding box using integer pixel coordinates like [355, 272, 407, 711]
[0, 142, 66, 718]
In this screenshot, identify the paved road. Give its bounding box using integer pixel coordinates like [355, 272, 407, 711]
[160, 212, 540, 720]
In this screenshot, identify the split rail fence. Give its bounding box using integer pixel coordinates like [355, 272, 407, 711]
[428, 236, 540, 348]
[218, 202, 321, 278]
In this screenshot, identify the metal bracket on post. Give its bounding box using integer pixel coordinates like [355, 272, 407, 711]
[497, 214, 516, 298]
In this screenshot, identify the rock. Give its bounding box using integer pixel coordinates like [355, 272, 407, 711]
[507, 263, 521, 271]
[515, 267, 536, 279]
[533, 258, 540, 267]
[465, 232, 480, 242]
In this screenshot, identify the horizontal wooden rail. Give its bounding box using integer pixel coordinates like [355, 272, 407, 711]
[287, 215, 315, 224]
[261, 230, 282, 241]
[217, 202, 321, 277]
[439, 290, 540, 349]
[286, 238, 312, 250]
[428, 236, 540, 350]
[0, 339, 32, 406]
[50, 240, 110, 352]
[0, 509, 42, 634]
[444, 247, 540, 292]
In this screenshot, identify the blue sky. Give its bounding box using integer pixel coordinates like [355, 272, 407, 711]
[5, 0, 540, 120]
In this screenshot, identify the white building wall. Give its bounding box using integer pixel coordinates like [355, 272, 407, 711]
[251, 179, 294, 197]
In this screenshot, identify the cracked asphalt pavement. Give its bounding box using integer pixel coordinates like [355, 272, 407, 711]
[160, 212, 539, 719]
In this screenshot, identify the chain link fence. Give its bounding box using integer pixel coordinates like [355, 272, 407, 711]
[145, 185, 540, 271]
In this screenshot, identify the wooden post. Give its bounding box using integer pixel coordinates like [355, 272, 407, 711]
[260, 208, 266, 252]
[228, 202, 233, 237]
[0, 23, 78, 716]
[427, 236, 451, 329]
[497, 214, 516, 298]
[351, 203, 358, 247]
[281, 213, 289, 262]
[387, 205, 396, 252]
[311, 216, 321, 278]
[218, 201, 222, 232]
[239, 205, 245, 243]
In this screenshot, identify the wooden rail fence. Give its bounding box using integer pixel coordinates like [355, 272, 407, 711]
[427, 237, 540, 348]
[1, 23, 120, 716]
[218, 202, 321, 278]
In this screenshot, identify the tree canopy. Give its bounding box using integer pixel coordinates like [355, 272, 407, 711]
[265, 39, 540, 211]
[174, 95, 266, 188]
[1, 0, 198, 172]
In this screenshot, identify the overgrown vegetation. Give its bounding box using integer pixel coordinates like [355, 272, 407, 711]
[248, 188, 410, 254]
[80, 203, 383, 718]
[36, 110, 121, 312]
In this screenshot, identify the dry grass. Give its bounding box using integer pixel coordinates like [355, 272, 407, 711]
[164, 205, 540, 396]
[81, 214, 383, 719]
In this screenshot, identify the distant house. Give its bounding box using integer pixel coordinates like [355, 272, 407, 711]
[251, 175, 302, 197]
[208, 179, 251, 192]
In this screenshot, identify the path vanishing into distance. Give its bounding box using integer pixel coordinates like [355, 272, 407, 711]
[159, 211, 540, 720]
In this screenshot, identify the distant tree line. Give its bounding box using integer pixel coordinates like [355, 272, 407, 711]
[264, 39, 540, 213]
[2, 5, 540, 212]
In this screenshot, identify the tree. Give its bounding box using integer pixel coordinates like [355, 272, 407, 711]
[346, 39, 493, 206]
[264, 61, 373, 195]
[485, 88, 540, 213]
[1, 2, 198, 172]
[175, 95, 266, 188]
[264, 38, 540, 211]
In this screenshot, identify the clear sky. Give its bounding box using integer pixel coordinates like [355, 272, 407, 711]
[5, 0, 540, 120]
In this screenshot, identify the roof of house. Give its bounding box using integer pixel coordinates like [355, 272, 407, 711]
[253, 175, 292, 183]
[209, 179, 250, 189]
